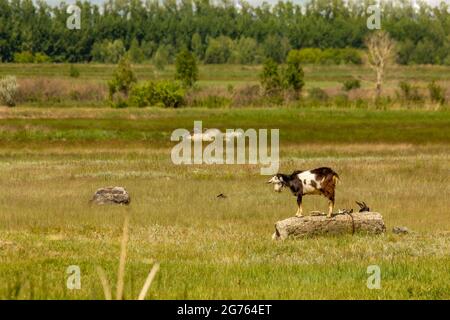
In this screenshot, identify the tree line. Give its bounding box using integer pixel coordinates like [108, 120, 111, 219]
[1, 0, 450, 65]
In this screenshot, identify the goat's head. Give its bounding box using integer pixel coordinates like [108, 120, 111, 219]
[267, 174, 286, 193]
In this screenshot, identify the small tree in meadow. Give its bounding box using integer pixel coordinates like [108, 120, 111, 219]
[284, 51, 305, 94]
[175, 49, 198, 88]
[260, 58, 282, 96]
[108, 56, 137, 107]
[365, 31, 396, 99]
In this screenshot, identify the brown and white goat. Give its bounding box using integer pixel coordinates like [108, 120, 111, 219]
[267, 167, 339, 217]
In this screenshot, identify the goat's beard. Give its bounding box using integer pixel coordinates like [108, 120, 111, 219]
[273, 184, 283, 192]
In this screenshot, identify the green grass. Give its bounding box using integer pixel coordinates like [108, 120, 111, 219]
[0, 107, 449, 299]
[1, 108, 449, 144]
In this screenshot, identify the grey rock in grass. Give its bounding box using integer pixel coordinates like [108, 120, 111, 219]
[392, 226, 409, 234]
[273, 212, 386, 240]
[90, 186, 130, 205]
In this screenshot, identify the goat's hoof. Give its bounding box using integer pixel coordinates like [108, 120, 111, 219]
[295, 214, 304, 218]
[327, 214, 333, 218]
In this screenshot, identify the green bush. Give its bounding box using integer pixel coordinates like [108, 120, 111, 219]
[13, 51, 35, 63]
[69, 64, 80, 78]
[0, 75, 18, 107]
[34, 52, 51, 63]
[130, 80, 185, 108]
[260, 58, 282, 96]
[342, 79, 361, 91]
[397, 81, 423, 101]
[284, 50, 305, 92]
[108, 56, 137, 100]
[428, 81, 445, 104]
[175, 49, 198, 87]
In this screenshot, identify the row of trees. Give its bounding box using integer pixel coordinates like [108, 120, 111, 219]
[1, 0, 450, 65]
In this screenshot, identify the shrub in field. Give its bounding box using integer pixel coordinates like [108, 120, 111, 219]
[153, 81, 185, 108]
[284, 50, 305, 93]
[0, 76, 18, 107]
[108, 56, 137, 100]
[260, 58, 282, 96]
[130, 80, 184, 108]
[175, 49, 198, 88]
[13, 51, 35, 63]
[290, 48, 321, 64]
[69, 64, 80, 78]
[428, 81, 445, 104]
[338, 48, 363, 64]
[342, 79, 361, 91]
[397, 81, 423, 101]
[308, 87, 329, 101]
[34, 52, 51, 63]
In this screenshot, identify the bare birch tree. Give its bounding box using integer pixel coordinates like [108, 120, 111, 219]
[365, 31, 396, 99]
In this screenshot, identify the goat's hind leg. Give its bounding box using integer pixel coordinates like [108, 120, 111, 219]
[295, 194, 303, 217]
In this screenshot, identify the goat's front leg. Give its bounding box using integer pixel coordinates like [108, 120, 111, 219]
[295, 194, 303, 217]
[327, 194, 335, 218]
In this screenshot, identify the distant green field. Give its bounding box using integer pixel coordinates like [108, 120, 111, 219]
[0, 108, 449, 145]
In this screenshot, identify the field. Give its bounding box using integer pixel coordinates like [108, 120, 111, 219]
[0, 100, 449, 299]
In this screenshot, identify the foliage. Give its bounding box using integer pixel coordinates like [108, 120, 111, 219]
[204, 36, 234, 64]
[397, 81, 423, 101]
[0, 76, 18, 107]
[108, 57, 137, 100]
[153, 46, 170, 70]
[342, 79, 361, 91]
[175, 50, 198, 88]
[69, 64, 80, 78]
[13, 51, 35, 63]
[0, 0, 450, 65]
[92, 40, 126, 64]
[128, 39, 145, 63]
[284, 51, 305, 92]
[428, 81, 445, 104]
[130, 80, 185, 108]
[13, 51, 51, 63]
[260, 59, 282, 96]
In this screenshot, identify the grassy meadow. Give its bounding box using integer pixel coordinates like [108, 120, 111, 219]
[0, 102, 449, 299]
